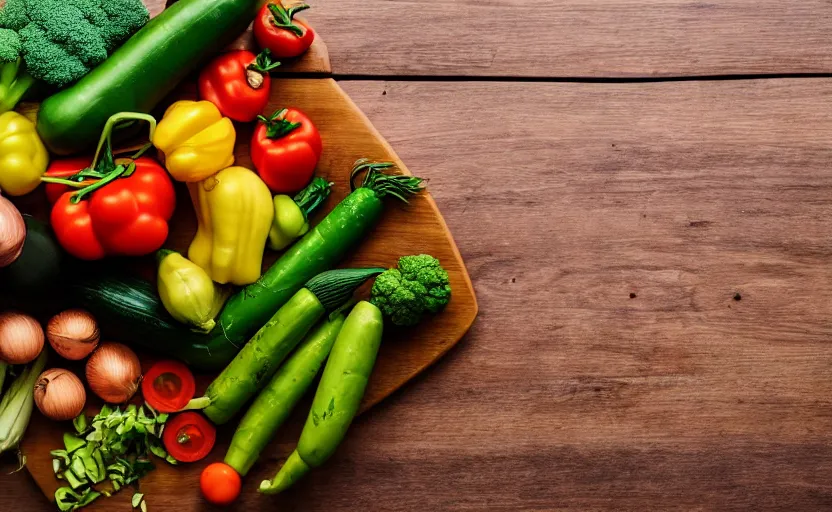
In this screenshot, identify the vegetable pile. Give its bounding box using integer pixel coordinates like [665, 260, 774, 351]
[0, 0, 460, 509]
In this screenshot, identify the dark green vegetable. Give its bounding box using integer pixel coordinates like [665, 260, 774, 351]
[225, 314, 345, 475]
[0, 0, 148, 113]
[370, 254, 452, 326]
[259, 301, 384, 494]
[195, 268, 383, 425]
[68, 275, 237, 371]
[0, 215, 62, 296]
[221, 160, 424, 346]
[36, 0, 267, 154]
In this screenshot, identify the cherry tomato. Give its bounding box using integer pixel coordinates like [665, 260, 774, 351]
[141, 360, 196, 413]
[251, 107, 322, 194]
[163, 412, 216, 463]
[201, 462, 242, 506]
[253, 2, 315, 59]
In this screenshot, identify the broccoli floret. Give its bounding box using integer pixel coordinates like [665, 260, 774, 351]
[0, 0, 148, 110]
[0, 28, 34, 114]
[370, 255, 452, 326]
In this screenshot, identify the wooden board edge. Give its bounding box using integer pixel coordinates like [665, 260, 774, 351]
[323, 79, 480, 411]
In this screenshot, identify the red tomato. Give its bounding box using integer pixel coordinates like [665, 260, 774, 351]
[251, 107, 322, 194]
[253, 2, 315, 59]
[201, 463, 242, 506]
[199, 50, 280, 122]
[163, 412, 216, 463]
[141, 360, 196, 413]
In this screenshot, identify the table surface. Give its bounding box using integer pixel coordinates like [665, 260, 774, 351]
[4, 1, 832, 511]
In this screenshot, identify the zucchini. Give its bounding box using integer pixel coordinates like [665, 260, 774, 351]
[69, 274, 238, 371]
[36, 0, 266, 154]
[0, 215, 62, 295]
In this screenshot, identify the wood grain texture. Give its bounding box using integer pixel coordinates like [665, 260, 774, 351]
[17, 78, 477, 510]
[8, 77, 832, 510]
[309, 0, 832, 77]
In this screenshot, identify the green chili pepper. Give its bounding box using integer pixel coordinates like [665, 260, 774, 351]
[259, 301, 383, 493]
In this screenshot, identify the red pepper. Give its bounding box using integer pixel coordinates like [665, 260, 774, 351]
[141, 360, 196, 413]
[251, 107, 322, 194]
[198, 49, 282, 122]
[44, 157, 96, 204]
[253, 2, 315, 59]
[163, 412, 217, 463]
[42, 114, 176, 261]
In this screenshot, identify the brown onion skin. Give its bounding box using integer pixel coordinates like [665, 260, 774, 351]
[47, 309, 100, 360]
[0, 312, 44, 364]
[34, 369, 86, 421]
[86, 342, 142, 403]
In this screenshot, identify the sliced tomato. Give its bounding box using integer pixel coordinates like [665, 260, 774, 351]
[141, 360, 196, 413]
[163, 412, 216, 463]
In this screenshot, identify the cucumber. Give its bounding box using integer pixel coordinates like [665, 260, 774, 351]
[36, 0, 265, 155]
[0, 215, 62, 295]
[69, 274, 238, 371]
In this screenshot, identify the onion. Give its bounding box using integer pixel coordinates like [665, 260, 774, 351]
[0, 195, 25, 268]
[47, 309, 100, 360]
[86, 342, 142, 403]
[34, 369, 86, 421]
[0, 312, 44, 364]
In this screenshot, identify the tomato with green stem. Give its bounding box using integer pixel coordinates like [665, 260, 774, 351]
[253, 2, 315, 59]
[163, 412, 216, 463]
[141, 361, 196, 413]
[251, 107, 322, 194]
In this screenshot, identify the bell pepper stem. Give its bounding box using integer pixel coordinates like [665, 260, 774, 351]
[39, 177, 89, 188]
[90, 112, 157, 173]
[70, 165, 128, 204]
[268, 2, 309, 37]
[293, 177, 333, 219]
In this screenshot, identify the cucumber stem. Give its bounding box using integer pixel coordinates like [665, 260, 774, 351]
[350, 159, 425, 202]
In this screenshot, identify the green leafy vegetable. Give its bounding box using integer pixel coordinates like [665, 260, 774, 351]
[53, 404, 174, 511]
[370, 255, 452, 326]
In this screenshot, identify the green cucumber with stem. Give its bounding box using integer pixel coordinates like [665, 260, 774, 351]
[190, 268, 382, 425]
[36, 0, 267, 154]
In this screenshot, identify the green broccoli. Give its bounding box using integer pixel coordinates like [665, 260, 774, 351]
[370, 255, 452, 327]
[0, 28, 33, 114]
[0, 0, 149, 113]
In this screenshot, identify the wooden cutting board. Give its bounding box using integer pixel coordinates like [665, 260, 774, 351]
[17, 76, 477, 509]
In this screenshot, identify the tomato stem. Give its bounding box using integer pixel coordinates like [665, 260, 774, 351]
[257, 108, 302, 139]
[267, 2, 309, 37]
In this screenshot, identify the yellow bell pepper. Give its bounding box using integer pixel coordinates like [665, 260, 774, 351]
[0, 112, 48, 196]
[188, 166, 274, 286]
[153, 100, 236, 182]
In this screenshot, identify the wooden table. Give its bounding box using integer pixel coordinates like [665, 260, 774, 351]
[5, 1, 832, 510]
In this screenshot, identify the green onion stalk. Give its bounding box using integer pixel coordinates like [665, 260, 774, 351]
[0, 350, 47, 456]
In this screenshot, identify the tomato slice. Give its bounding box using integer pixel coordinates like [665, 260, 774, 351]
[141, 360, 196, 413]
[163, 412, 216, 463]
